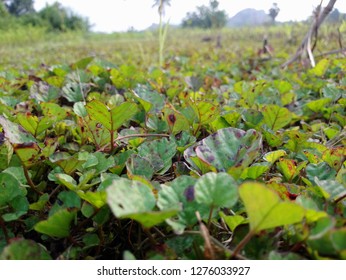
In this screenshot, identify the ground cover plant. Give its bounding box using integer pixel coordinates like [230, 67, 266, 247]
[0, 24, 345, 260]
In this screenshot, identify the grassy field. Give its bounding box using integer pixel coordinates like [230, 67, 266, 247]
[0, 22, 343, 68]
[0, 23, 346, 260]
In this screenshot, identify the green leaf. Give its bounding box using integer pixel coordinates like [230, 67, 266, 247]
[82, 152, 115, 173]
[29, 193, 50, 211]
[56, 173, 78, 191]
[263, 150, 287, 163]
[106, 178, 155, 216]
[86, 100, 112, 130]
[242, 109, 263, 128]
[239, 182, 305, 233]
[195, 172, 239, 208]
[110, 102, 138, 131]
[62, 82, 84, 102]
[71, 56, 94, 70]
[163, 108, 190, 134]
[58, 191, 81, 209]
[16, 113, 38, 136]
[158, 176, 209, 234]
[276, 159, 307, 182]
[307, 217, 337, 256]
[0, 116, 37, 144]
[240, 165, 269, 180]
[73, 102, 88, 117]
[309, 58, 329, 77]
[306, 98, 332, 113]
[219, 212, 247, 232]
[13, 142, 41, 167]
[49, 152, 87, 175]
[86, 100, 138, 132]
[78, 191, 107, 208]
[261, 104, 292, 131]
[295, 196, 327, 222]
[0, 239, 52, 260]
[315, 178, 346, 201]
[331, 229, 346, 251]
[2, 195, 29, 222]
[133, 86, 165, 113]
[85, 119, 111, 148]
[106, 178, 178, 228]
[34, 208, 78, 238]
[268, 251, 304, 260]
[194, 101, 219, 125]
[137, 138, 177, 174]
[0, 173, 23, 207]
[306, 162, 337, 186]
[126, 209, 180, 229]
[184, 128, 262, 172]
[322, 147, 345, 171]
[0, 140, 13, 170]
[126, 154, 155, 180]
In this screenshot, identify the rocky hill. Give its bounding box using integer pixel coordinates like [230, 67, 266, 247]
[227, 8, 271, 27]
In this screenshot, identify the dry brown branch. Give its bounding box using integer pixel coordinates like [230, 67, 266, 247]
[315, 47, 346, 57]
[282, 0, 337, 68]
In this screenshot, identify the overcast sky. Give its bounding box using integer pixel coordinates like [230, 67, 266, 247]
[34, 0, 346, 33]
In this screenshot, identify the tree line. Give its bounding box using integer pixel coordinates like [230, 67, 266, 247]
[0, 0, 90, 31]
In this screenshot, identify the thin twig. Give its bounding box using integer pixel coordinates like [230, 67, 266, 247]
[97, 133, 170, 152]
[231, 230, 254, 259]
[337, 27, 343, 49]
[196, 211, 215, 259]
[23, 165, 43, 195]
[0, 216, 10, 244]
[334, 192, 346, 204]
[315, 48, 346, 57]
[184, 230, 248, 260]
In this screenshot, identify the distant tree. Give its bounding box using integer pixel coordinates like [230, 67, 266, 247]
[182, 0, 227, 29]
[3, 0, 34, 16]
[39, 2, 89, 32]
[268, 3, 280, 23]
[0, 1, 9, 16]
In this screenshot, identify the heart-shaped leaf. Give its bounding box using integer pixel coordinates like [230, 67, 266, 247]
[133, 86, 165, 113]
[0, 116, 37, 144]
[158, 176, 210, 234]
[261, 104, 292, 131]
[106, 178, 178, 228]
[195, 172, 239, 208]
[184, 127, 262, 173]
[34, 208, 78, 238]
[86, 100, 138, 132]
[239, 182, 305, 233]
[263, 150, 287, 163]
[219, 212, 247, 232]
[137, 138, 177, 174]
[0, 239, 52, 260]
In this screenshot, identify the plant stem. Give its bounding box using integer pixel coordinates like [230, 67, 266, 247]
[334, 192, 346, 204]
[159, 10, 163, 67]
[207, 206, 214, 230]
[97, 133, 170, 152]
[184, 230, 248, 260]
[0, 216, 10, 244]
[110, 130, 115, 153]
[143, 227, 157, 246]
[23, 165, 43, 195]
[231, 230, 254, 259]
